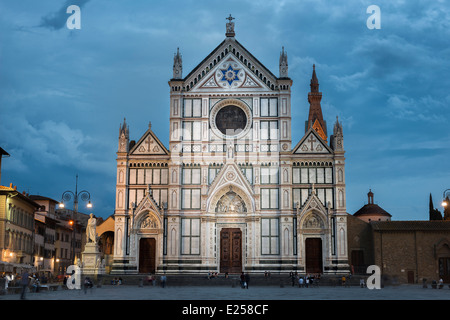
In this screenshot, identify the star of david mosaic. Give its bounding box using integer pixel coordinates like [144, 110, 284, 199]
[220, 65, 240, 85]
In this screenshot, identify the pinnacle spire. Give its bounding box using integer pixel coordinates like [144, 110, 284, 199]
[279, 46, 288, 78]
[120, 117, 129, 138]
[173, 47, 182, 79]
[118, 117, 129, 153]
[310, 64, 319, 92]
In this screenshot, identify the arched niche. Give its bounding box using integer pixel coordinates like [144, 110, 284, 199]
[208, 184, 253, 214]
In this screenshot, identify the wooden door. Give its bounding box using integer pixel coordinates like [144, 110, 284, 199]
[139, 238, 156, 273]
[439, 258, 450, 283]
[407, 271, 415, 284]
[220, 228, 242, 274]
[305, 238, 323, 274]
[351, 250, 365, 274]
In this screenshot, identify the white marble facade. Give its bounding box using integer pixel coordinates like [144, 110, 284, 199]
[112, 18, 349, 275]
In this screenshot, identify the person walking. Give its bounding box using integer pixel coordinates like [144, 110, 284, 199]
[20, 271, 29, 300]
[240, 272, 246, 288]
[160, 273, 167, 288]
[244, 273, 250, 289]
[298, 277, 304, 288]
[360, 278, 365, 288]
[84, 277, 93, 294]
[290, 272, 296, 287]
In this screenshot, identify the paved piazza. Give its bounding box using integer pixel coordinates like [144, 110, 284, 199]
[2, 284, 447, 318]
[2, 284, 450, 300]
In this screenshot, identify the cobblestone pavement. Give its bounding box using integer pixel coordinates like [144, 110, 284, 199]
[2, 284, 450, 300]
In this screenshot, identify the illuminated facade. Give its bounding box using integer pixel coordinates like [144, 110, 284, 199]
[112, 17, 349, 275]
[0, 184, 38, 266]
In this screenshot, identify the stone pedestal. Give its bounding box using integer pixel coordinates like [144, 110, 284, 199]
[81, 243, 105, 275]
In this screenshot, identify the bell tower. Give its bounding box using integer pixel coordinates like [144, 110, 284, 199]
[306, 65, 327, 142]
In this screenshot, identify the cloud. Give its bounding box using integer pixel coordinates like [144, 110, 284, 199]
[329, 70, 369, 92]
[1, 0, 449, 220]
[0, 116, 113, 175]
[386, 94, 447, 122]
[39, 0, 90, 30]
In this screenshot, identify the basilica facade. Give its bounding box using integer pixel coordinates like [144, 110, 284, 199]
[111, 17, 349, 275]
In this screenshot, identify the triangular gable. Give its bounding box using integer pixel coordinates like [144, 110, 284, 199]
[206, 162, 255, 214]
[297, 189, 328, 223]
[199, 74, 220, 88]
[185, 38, 277, 92]
[133, 187, 164, 226]
[130, 127, 169, 156]
[208, 162, 254, 197]
[193, 55, 266, 92]
[292, 128, 333, 155]
[312, 119, 327, 142]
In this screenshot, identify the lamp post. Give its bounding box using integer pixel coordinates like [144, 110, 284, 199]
[442, 189, 450, 208]
[59, 174, 93, 264]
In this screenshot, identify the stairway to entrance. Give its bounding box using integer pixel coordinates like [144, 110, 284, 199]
[97, 273, 366, 287]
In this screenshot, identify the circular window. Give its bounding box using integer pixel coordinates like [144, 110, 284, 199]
[210, 99, 252, 139]
[215, 105, 247, 135]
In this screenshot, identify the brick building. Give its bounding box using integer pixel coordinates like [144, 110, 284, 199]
[371, 221, 450, 284]
[348, 191, 450, 284]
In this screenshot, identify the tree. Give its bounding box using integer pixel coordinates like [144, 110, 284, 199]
[429, 193, 442, 221]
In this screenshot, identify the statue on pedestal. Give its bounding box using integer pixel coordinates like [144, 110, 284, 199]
[86, 213, 97, 244]
[81, 213, 105, 275]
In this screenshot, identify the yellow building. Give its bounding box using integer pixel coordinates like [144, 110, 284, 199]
[0, 184, 39, 270]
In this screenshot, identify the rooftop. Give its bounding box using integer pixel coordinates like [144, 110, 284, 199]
[371, 220, 450, 231]
[354, 190, 392, 218]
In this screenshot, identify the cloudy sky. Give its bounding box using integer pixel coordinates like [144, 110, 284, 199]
[0, 0, 449, 220]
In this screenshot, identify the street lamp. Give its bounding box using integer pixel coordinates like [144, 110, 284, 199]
[59, 174, 93, 263]
[442, 189, 450, 208]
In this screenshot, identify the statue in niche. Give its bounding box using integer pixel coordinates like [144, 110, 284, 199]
[216, 191, 247, 213]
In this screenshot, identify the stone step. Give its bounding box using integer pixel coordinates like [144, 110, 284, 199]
[94, 274, 366, 287]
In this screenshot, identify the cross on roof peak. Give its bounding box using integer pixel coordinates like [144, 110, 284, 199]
[225, 14, 235, 37]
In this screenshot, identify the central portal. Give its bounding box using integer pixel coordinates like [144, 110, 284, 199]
[305, 238, 323, 274]
[139, 238, 156, 273]
[220, 228, 242, 274]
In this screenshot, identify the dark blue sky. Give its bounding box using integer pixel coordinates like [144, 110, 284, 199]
[1, 0, 449, 220]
